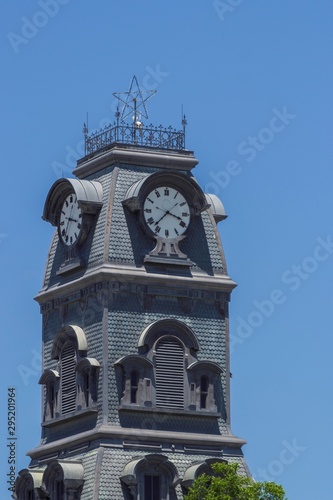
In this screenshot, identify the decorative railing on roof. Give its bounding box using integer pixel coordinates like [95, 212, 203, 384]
[84, 122, 186, 156]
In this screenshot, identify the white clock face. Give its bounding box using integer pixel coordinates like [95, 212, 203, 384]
[143, 186, 190, 239]
[59, 193, 82, 246]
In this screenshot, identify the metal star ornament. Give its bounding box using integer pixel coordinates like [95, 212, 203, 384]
[113, 75, 157, 122]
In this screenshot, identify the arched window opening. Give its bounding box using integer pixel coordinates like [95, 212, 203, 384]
[155, 337, 184, 409]
[144, 474, 160, 500]
[54, 479, 65, 500]
[42, 460, 84, 500]
[200, 376, 209, 409]
[49, 383, 56, 419]
[61, 343, 76, 415]
[130, 370, 139, 403]
[121, 454, 178, 500]
[26, 489, 35, 500]
[80, 370, 90, 408]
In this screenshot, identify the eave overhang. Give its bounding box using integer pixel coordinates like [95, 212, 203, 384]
[34, 264, 237, 305]
[27, 424, 246, 461]
[73, 144, 198, 179]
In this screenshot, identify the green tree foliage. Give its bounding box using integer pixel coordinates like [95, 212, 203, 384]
[185, 462, 287, 500]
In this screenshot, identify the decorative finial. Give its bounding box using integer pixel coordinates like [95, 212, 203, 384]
[83, 116, 89, 156]
[113, 75, 157, 122]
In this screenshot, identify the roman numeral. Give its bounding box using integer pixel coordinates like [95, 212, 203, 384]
[180, 201, 187, 207]
[144, 208, 152, 213]
[174, 228, 179, 236]
[147, 197, 154, 204]
[182, 212, 189, 217]
[77, 223, 82, 229]
[155, 225, 161, 233]
[154, 190, 161, 198]
[165, 229, 169, 237]
[60, 221, 65, 226]
[147, 217, 154, 225]
[173, 191, 179, 199]
[164, 188, 169, 196]
[179, 221, 186, 228]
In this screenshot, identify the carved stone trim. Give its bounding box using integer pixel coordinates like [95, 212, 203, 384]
[40, 281, 230, 313]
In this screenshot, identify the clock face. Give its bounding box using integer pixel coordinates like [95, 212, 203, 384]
[59, 193, 83, 246]
[143, 186, 190, 239]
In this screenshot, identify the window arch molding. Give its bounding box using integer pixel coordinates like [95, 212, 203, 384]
[51, 325, 87, 360]
[114, 355, 154, 407]
[181, 458, 228, 492]
[40, 325, 100, 423]
[76, 357, 100, 410]
[187, 360, 223, 413]
[115, 320, 222, 415]
[138, 319, 200, 353]
[38, 369, 60, 420]
[14, 468, 44, 500]
[121, 454, 179, 499]
[42, 459, 84, 499]
[39, 369, 60, 385]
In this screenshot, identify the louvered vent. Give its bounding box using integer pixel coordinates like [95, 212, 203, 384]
[61, 344, 76, 414]
[156, 337, 184, 409]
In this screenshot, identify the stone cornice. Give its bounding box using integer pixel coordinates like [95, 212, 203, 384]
[74, 145, 198, 179]
[35, 264, 237, 306]
[27, 425, 246, 460]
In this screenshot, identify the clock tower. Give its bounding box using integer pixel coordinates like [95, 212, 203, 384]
[14, 78, 249, 499]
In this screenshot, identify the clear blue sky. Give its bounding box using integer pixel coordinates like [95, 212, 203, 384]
[1, 1, 333, 498]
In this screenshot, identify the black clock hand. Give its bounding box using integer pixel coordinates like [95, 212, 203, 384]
[64, 203, 74, 234]
[155, 202, 178, 214]
[155, 212, 169, 225]
[168, 212, 182, 221]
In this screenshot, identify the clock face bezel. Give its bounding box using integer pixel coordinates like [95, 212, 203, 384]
[142, 185, 192, 241]
[58, 192, 83, 247]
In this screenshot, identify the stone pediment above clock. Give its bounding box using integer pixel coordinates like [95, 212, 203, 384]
[42, 178, 103, 225]
[123, 171, 208, 214]
[42, 178, 103, 275]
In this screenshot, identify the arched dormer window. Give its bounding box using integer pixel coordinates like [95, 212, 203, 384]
[39, 325, 100, 423]
[42, 459, 84, 499]
[38, 369, 60, 421]
[121, 454, 178, 500]
[76, 357, 100, 410]
[182, 458, 228, 493]
[140, 320, 198, 412]
[14, 469, 44, 500]
[114, 356, 153, 408]
[115, 320, 223, 417]
[187, 360, 223, 413]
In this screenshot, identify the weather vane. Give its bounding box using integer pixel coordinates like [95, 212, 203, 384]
[113, 75, 157, 123]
